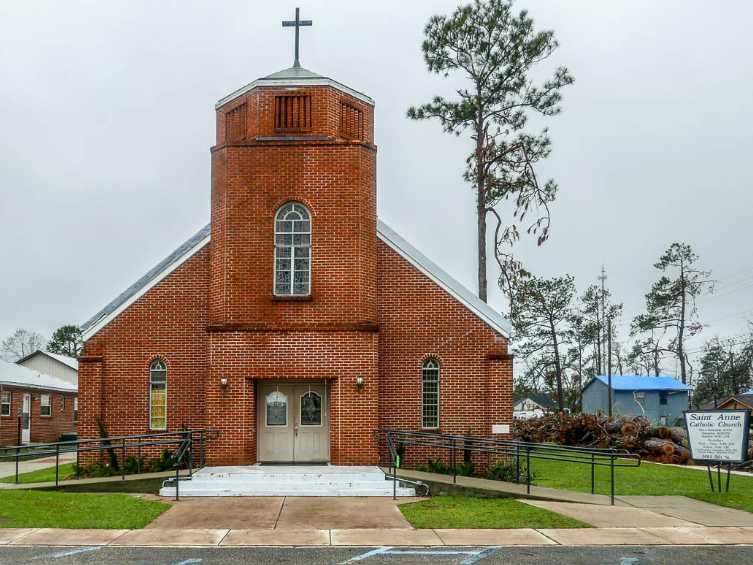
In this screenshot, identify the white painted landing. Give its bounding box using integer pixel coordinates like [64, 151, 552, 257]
[159, 465, 416, 497]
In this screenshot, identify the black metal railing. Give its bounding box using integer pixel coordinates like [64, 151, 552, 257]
[0, 429, 218, 500]
[378, 429, 641, 505]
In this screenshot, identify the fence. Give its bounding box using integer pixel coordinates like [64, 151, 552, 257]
[378, 428, 641, 505]
[0, 429, 218, 500]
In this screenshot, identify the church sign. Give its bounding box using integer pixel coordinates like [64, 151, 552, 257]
[684, 409, 750, 463]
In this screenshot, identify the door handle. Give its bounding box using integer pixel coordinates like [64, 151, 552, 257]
[294, 424, 299, 436]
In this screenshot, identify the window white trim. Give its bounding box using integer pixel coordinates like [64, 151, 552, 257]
[421, 359, 440, 429]
[273, 202, 312, 297]
[149, 359, 167, 431]
[40, 394, 52, 417]
[0, 390, 10, 417]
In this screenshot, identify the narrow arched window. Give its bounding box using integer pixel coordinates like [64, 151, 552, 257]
[274, 202, 311, 296]
[422, 359, 440, 429]
[149, 359, 167, 430]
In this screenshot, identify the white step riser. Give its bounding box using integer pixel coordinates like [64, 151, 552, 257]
[179, 480, 397, 488]
[159, 487, 416, 497]
[201, 474, 386, 481]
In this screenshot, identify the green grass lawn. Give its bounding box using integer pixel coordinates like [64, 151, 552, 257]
[529, 456, 753, 513]
[0, 491, 170, 528]
[0, 463, 76, 484]
[399, 496, 590, 529]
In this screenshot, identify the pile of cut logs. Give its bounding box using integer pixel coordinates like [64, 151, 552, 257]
[513, 413, 693, 464]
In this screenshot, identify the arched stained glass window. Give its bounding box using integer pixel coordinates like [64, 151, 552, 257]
[274, 202, 311, 296]
[300, 391, 322, 426]
[421, 358, 440, 429]
[266, 391, 288, 426]
[149, 359, 167, 430]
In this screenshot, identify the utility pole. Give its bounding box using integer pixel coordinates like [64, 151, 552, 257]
[607, 314, 613, 418]
[598, 266, 613, 418]
[598, 266, 608, 378]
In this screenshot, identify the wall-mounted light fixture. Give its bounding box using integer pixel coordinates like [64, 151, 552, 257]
[219, 377, 229, 390]
[355, 376, 365, 391]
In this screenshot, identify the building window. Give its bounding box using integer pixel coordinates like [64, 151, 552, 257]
[274, 95, 311, 132]
[274, 202, 311, 296]
[422, 358, 440, 429]
[1, 391, 10, 416]
[659, 391, 668, 405]
[40, 394, 52, 417]
[300, 391, 322, 426]
[266, 391, 288, 426]
[149, 359, 167, 430]
[73, 397, 78, 422]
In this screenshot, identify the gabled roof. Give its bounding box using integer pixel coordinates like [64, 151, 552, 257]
[377, 220, 510, 337]
[215, 65, 374, 109]
[16, 350, 78, 371]
[0, 359, 77, 393]
[719, 393, 753, 409]
[586, 375, 690, 392]
[514, 392, 556, 409]
[81, 224, 211, 339]
[81, 220, 511, 340]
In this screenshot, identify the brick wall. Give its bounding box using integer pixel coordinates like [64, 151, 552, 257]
[80, 246, 210, 441]
[0, 387, 77, 446]
[377, 239, 513, 468]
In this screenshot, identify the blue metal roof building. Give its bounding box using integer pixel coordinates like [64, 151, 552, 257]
[582, 375, 690, 425]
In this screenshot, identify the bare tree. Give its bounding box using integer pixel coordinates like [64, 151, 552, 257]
[1, 329, 48, 362]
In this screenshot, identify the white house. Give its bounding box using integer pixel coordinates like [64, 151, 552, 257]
[16, 350, 78, 387]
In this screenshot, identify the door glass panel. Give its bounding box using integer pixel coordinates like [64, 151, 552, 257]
[266, 391, 288, 426]
[300, 391, 322, 426]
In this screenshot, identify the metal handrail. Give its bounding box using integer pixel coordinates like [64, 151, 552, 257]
[378, 428, 641, 505]
[0, 428, 218, 500]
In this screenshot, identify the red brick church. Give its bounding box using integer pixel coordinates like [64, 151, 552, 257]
[78, 18, 513, 466]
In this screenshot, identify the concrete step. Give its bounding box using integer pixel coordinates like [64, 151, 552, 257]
[199, 472, 387, 481]
[159, 485, 416, 497]
[159, 465, 416, 497]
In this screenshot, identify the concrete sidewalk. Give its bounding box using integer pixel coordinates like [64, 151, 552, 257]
[0, 451, 76, 480]
[1, 526, 753, 547]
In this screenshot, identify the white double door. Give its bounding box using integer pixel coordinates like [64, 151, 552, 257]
[257, 382, 329, 463]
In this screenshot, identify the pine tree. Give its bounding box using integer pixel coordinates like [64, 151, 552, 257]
[408, 0, 573, 302]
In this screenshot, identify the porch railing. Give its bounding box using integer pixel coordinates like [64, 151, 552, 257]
[378, 428, 641, 505]
[0, 428, 218, 500]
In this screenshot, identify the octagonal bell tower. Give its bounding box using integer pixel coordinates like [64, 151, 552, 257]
[209, 62, 377, 330]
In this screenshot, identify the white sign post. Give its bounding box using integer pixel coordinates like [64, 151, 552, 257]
[684, 409, 750, 492]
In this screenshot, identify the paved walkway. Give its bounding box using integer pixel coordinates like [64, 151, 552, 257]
[1, 526, 753, 546]
[0, 452, 76, 480]
[146, 496, 417, 529]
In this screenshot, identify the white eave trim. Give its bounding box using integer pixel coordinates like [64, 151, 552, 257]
[376, 220, 511, 338]
[81, 233, 210, 341]
[0, 381, 77, 394]
[216, 77, 375, 109]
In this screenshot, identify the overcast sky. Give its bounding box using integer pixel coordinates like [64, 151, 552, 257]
[2, 1, 752, 374]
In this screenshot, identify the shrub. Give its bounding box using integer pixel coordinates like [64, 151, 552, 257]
[486, 460, 536, 484]
[148, 449, 176, 472]
[124, 456, 145, 474]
